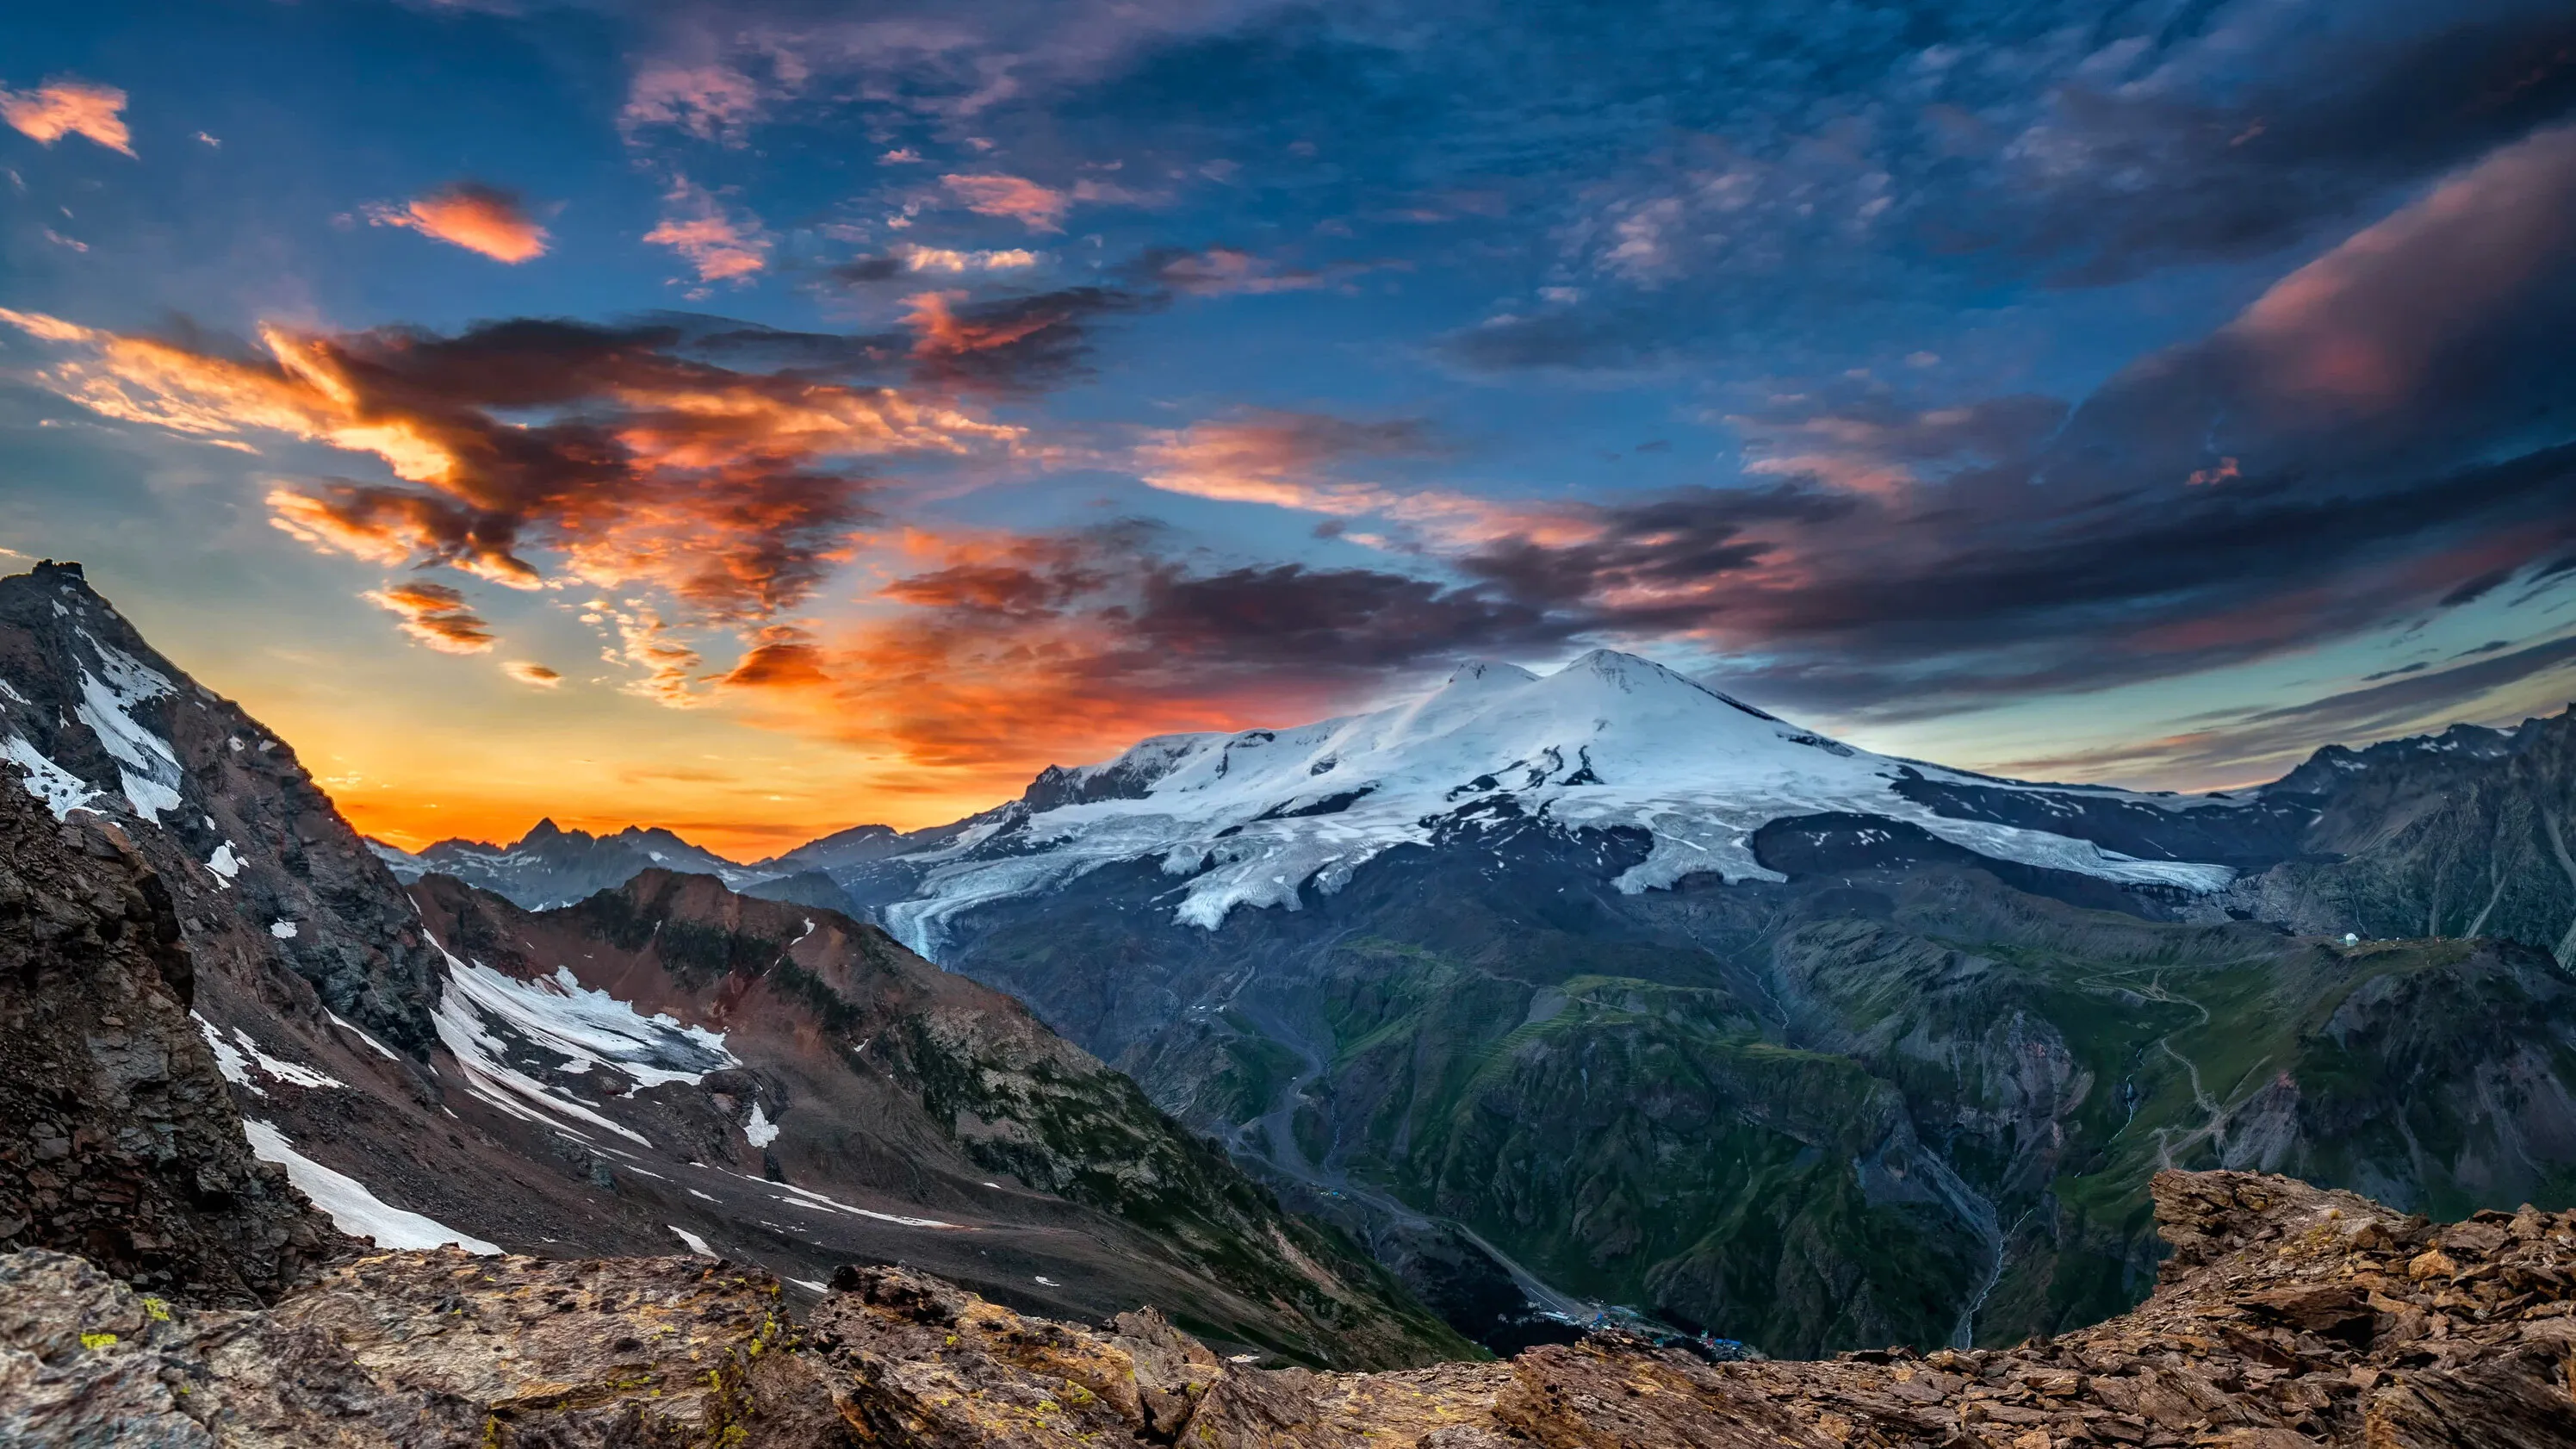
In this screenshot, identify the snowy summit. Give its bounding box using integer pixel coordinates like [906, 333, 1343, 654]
[878, 650, 2240, 955]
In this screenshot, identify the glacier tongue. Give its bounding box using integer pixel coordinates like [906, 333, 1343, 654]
[878, 650, 2241, 955]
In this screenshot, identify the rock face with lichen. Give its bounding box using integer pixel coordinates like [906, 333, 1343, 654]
[5, 1168, 2573, 1446]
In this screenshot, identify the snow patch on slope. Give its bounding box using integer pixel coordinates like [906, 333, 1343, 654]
[194, 1012, 345, 1093]
[425, 936, 741, 1149]
[2, 736, 104, 818]
[241, 1119, 500, 1253]
[70, 634, 183, 824]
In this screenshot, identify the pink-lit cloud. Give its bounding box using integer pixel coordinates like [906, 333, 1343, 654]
[2222, 122, 2576, 412]
[0, 78, 133, 156]
[620, 62, 769, 145]
[941, 173, 1070, 232]
[644, 178, 772, 283]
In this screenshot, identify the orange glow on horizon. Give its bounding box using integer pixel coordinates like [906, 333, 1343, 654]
[331, 770, 1026, 861]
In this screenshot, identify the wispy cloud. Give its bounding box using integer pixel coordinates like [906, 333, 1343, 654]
[621, 62, 769, 145]
[502, 660, 562, 687]
[644, 177, 771, 283]
[941, 173, 1070, 232]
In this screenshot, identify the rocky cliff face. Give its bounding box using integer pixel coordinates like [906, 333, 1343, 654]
[2230, 709, 2576, 960]
[0, 775, 340, 1304]
[6, 1169, 2571, 1446]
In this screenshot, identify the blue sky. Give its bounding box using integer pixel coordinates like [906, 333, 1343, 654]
[3, 0, 2573, 852]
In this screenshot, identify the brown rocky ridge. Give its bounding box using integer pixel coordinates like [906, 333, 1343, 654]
[5, 1166, 2572, 1446]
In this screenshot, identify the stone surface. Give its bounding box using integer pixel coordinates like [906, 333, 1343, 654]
[7, 1169, 2573, 1446]
[0, 776, 341, 1306]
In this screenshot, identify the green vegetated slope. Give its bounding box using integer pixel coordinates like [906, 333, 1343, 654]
[949, 849, 2576, 1359]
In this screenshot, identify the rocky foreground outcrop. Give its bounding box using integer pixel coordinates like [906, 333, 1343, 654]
[5, 1169, 2572, 1447]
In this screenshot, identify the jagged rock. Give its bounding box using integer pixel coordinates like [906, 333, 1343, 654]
[0, 779, 341, 1306]
[6, 1169, 2572, 1446]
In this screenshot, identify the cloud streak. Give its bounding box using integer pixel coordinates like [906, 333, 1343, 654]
[941, 173, 1071, 232]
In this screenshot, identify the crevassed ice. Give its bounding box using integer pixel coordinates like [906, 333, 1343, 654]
[241, 1119, 500, 1253]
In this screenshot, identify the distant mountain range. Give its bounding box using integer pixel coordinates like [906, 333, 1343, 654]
[15, 555, 2576, 1359]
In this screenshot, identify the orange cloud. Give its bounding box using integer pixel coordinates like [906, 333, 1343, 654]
[645, 178, 770, 283]
[502, 661, 562, 687]
[368, 183, 549, 264]
[905, 290, 1068, 358]
[711, 527, 1590, 790]
[0, 308, 1022, 686]
[941, 173, 1070, 232]
[1135, 411, 1567, 548]
[364, 581, 495, 654]
[1, 78, 133, 156]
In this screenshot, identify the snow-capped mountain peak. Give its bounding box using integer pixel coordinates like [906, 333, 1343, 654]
[877, 650, 2240, 955]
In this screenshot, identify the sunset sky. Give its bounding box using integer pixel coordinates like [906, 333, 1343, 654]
[3, 0, 2573, 858]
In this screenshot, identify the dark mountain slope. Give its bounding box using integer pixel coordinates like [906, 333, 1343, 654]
[0, 560, 442, 1055]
